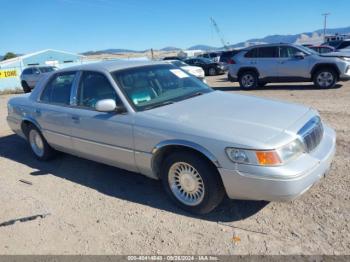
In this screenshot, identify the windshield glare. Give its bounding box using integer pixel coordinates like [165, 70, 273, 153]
[112, 65, 212, 111]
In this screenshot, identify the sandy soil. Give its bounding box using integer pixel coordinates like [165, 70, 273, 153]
[0, 77, 349, 255]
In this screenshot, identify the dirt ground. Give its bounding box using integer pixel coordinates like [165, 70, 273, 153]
[0, 76, 349, 255]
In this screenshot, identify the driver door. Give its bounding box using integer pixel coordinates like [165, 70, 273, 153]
[277, 46, 311, 78]
[69, 71, 137, 172]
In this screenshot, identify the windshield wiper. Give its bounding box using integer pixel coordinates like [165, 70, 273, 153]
[184, 91, 204, 100]
[143, 101, 175, 110]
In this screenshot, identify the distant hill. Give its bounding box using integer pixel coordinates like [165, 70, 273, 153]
[81, 26, 350, 55]
[228, 26, 350, 48]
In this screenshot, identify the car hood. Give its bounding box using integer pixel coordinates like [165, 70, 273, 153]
[320, 51, 350, 57]
[140, 91, 312, 147]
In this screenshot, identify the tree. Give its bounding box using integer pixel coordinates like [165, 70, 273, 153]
[2, 52, 17, 61]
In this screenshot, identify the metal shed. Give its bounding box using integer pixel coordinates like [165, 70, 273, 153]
[0, 49, 85, 91]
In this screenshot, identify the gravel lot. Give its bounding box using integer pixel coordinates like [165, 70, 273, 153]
[0, 77, 349, 255]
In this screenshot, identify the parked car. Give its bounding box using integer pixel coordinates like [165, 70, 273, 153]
[164, 60, 206, 82]
[309, 45, 335, 54]
[322, 40, 350, 51]
[198, 52, 221, 62]
[219, 50, 242, 72]
[7, 61, 336, 214]
[20, 66, 57, 93]
[184, 57, 226, 76]
[228, 43, 350, 89]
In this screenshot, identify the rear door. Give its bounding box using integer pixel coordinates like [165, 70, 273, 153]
[277, 46, 310, 78]
[36, 71, 78, 151]
[69, 71, 137, 172]
[255, 46, 279, 78]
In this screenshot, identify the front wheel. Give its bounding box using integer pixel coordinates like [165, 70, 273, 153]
[238, 71, 258, 90]
[161, 152, 225, 214]
[313, 69, 337, 89]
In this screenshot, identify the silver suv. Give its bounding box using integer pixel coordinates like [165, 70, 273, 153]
[228, 43, 350, 89]
[20, 66, 57, 93]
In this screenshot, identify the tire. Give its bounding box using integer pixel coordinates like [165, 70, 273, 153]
[21, 81, 31, 93]
[26, 124, 56, 161]
[313, 68, 338, 89]
[208, 67, 217, 76]
[238, 71, 258, 90]
[161, 151, 225, 214]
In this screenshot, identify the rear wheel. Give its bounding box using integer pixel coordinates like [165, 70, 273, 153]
[26, 125, 56, 160]
[238, 71, 258, 90]
[313, 68, 337, 88]
[161, 152, 225, 214]
[21, 81, 31, 93]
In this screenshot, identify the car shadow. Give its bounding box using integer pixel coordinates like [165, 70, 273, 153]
[212, 83, 343, 92]
[0, 134, 268, 222]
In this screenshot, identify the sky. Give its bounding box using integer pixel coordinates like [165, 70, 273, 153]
[1, 0, 350, 54]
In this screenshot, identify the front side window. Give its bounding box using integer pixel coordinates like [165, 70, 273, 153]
[40, 72, 76, 105]
[279, 46, 301, 58]
[77, 71, 121, 109]
[112, 64, 212, 111]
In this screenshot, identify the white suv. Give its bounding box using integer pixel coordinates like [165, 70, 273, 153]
[228, 44, 350, 89]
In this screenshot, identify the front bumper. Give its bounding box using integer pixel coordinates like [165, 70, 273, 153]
[218, 125, 336, 201]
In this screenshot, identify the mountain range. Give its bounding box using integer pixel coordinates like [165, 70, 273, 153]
[81, 26, 350, 55]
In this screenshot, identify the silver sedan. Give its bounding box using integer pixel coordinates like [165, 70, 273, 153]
[7, 61, 336, 214]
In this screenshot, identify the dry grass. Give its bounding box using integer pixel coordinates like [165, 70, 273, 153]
[0, 88, 23, 95]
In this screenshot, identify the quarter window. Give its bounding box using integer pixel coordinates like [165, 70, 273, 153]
[40, 72, 76, 105]
[77, 71, 121, 109]
[245, 48, 258, 58]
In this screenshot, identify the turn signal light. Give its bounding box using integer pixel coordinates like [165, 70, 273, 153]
[255, 151, 281, 166]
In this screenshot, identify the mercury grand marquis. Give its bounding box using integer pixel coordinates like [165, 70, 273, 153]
[7, 61, 336, 214]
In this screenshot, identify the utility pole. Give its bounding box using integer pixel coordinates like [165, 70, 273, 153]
[322, 13, 330, 42]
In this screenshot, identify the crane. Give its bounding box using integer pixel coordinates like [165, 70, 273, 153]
[210, 17, 230, 50]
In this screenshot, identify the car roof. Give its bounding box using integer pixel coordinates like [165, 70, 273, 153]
[56, 60, 167, 73]
[242, 43, 298, 51]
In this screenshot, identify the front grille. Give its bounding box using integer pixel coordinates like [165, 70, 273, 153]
[298, 116, 324, 153]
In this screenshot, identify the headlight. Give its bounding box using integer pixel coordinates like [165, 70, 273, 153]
[226, 139, 305, 166]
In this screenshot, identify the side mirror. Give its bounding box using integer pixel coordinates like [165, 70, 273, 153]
[294, 52, 305, 59]
[95, 99, 117, 112]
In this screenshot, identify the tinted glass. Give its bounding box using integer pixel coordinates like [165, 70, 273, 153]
[245, 48, 258, 58]
[279, 46, 300, 58]
[338, 42, 350, 49]
[112, 64, 212, 111]
[77, 71, 121, 109]
[22, 68, 32, 74]
[39, 67, 55, 73]
[258, 47, 278, 58]
[41, 72, 76, 105]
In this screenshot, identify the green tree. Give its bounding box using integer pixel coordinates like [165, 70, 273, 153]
[2, 52, 17, 61]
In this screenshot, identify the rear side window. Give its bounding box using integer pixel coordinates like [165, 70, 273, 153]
[257, 47, 278, 58]
[40, 72, 76, 105]
[77, 71, 122, 109]
[245, 48, 258, 58]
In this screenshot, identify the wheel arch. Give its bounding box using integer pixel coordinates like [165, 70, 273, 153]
[151, 140, 221, 179]
[21, 117, 42, 138]
[311, 63, 340, 78]
[237, 67, 260, 77]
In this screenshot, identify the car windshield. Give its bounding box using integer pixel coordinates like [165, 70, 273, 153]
[39, 67, 56, 73]
[112, 64, 212, 111]
[171, 60, 187, 67]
